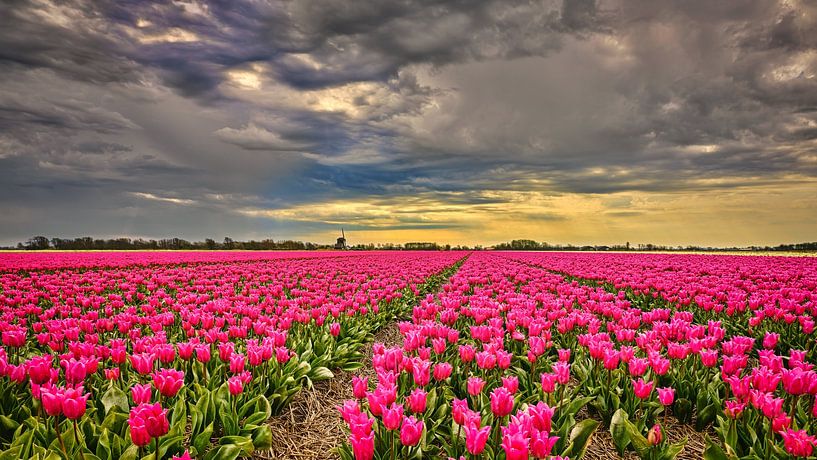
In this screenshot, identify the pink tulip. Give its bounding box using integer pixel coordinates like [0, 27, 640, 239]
[762, 332, 779, 350]
[63, 358, 86, 384]
[104, 368, 120, 380]
[131, 383, 152, 405]
[632, 378, 654, 399]
[647, 424, 662, 445]
[657, 387, 675, 406]
[61, 386, 89, 420]
[227, 376, 244, 396]
[40, 385, 63, 416]
[464, 423, 491, 455]
[382, 402, 404, 431]
[349, 431, 374, 460]
[490, 387, 514, 417]
[406, 388, 427, 414]
[399, 416, 423, 446]
[781, 429, 817, 457]
[452, 398, 469, 425]
[129, 353, 155, 375]
[153, 368, 184, 398]
[329, 323, 341, 337]
[352, 376, 368, 400]
[467, 377, 485, 396]
[529, 402, 554, 432]
[502, 376, 519, 394]
[433, 362, 452, 381]
[458, 345, 476, 363]
[540, 373, 557, 393]
[530, 429, 559, 459]
[501, 431, 529, 460]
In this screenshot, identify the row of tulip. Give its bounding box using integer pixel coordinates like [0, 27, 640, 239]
[0, 251, 466, 459]
[340, 252, 817, 460]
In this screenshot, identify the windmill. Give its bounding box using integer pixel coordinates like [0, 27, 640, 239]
[334, 228, 347, 250]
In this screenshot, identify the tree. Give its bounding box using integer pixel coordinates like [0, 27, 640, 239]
[25, 236, 50, 250]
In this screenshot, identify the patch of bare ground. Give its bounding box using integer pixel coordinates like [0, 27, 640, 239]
[583, 412, 715, 460]
[258, 323, 404, 460]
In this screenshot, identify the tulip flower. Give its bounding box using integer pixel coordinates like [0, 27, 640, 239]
[63, 358, 87, 384]
[464, 424, 491, 455]
[382, 402, 404, 431]
[228, 354, 245, 374]
[502, 376, 519, 394]
[352, 376, 368, 400]
[490, 387, 514, 417]
[603, 349, 620, 370]
[406, 388, 427, 414]
[467, 377, 485, 396]
[657, 387, 675, 406]
[153, 368, 184, 398]
[349, 431, 375, 460]
[26, 355, 53, 385]
[762, 332, 779, 350]
[433, 362, 453, 381]
[2, 329, 26, 348]
[458, 344, 476, 363]
[130, 353, 156, 375]
[647, 424, 662, 445]
[557, 348, 571, 362]
[399, 416, 424, 446]
[530, 429, 559, 459]
[632, 378, 654, 399]
[131, 383, 152, 405]
[61, 386, 89, 420]
[104, 368, 121, 380]
[227, 376, 244, 396]
[724, 400, 746, 419]
[195, 345, 211, 363]
[781, 429, 817, 457]
[40, 385, 63, 416]
[140, 402, 169, 438]
[452, 398, 469, 425]
[501, 431, 530, 460]
[529, 402, 554, 432]
[540, 373, 557, 393]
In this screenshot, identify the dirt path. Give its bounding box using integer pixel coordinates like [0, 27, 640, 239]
[261, 324, 403, 460]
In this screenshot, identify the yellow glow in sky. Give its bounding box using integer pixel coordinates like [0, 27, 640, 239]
[237, 180, 817, 247]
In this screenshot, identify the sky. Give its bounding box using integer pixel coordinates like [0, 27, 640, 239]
[1, 0, 816, 247]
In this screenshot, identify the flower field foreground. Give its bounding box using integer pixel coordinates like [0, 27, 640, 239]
[339, 252, 817, 460]
[0, 251, 465, 459]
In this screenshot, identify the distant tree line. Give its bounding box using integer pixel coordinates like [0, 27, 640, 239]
[14, 236, 320, 251]
[5, 236, 817, 252]
[493, 239, 817, 252]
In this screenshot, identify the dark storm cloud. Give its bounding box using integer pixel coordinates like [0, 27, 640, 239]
[0, 0, 816, 244]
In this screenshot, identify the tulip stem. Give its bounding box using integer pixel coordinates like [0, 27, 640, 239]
[558, 383, 566, 412]
[73, 419, 85, 460]
[454, 424, 462, 457]
[155, 436, 160, 460]
[53, 417, 68, 460]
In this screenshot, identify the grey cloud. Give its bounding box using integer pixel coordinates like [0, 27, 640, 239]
[214, 124, 312, 151]
[1, 0, 816, 244]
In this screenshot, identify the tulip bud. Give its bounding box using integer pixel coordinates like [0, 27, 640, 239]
[647, 424, 662, 446]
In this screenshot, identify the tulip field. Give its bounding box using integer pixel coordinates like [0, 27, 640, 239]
[1, 251, 816, 460]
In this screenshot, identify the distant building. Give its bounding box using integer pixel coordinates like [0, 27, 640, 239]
[334, 229, 347, 250]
